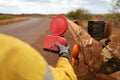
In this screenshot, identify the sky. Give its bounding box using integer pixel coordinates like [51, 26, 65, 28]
[0, 0, 113, 14]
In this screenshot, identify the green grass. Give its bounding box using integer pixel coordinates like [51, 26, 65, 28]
[0, 15, 17, 20]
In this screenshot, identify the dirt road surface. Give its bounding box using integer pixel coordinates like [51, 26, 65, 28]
[0, 17, 60, 66]
[0, 18, 51, 44]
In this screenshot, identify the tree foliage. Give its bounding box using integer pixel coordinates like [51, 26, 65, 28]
[111, 0, 120, 13]
[66, 8, 92, 20]
[104, 0, 120, 27]
[111, 0, 120, 21]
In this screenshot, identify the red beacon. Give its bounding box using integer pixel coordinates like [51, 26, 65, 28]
[43, 15, 68, 52]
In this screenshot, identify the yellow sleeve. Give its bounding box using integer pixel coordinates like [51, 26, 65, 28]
[0, 34, 47, 80]
[0, 34, 77, 80]
[49, 57, 77, 80]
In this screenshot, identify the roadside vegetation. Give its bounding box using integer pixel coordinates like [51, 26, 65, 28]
[0, 14, 29, 25]
[104, 0, 120, 28]
[66, 8, 93, 20]
[65, 8, 93, 27]
[0, 14, 17, 20]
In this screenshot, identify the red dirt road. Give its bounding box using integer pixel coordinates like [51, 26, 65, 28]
[0, 18, 51, 44]
[0, 17, 61, 66]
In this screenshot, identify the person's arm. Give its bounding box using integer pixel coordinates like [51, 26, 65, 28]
[49, 42, 77, 80]
[49, 57, 77, 80]
[0, 34, 77, 80]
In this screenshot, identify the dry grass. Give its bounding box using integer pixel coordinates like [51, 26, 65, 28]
[0, 17, 29, 25]
[0, 14, 16, 20]
[112, 28, 120, 35]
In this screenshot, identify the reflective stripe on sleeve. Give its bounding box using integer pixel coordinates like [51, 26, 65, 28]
[44, 65, 53, 80]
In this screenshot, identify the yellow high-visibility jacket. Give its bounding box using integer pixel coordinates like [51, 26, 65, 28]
[0, 34, 77, 80]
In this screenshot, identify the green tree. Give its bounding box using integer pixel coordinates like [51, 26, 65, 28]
[111, 0, 120, 13]
[105, 0, 120, 27]
[111, 0, 120, 21]
[66, 8, 92, 20]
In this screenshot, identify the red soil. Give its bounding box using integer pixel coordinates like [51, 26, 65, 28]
[31, 25, 120, 80]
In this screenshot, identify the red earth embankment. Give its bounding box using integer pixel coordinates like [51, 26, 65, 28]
[31, 18, 120, 80]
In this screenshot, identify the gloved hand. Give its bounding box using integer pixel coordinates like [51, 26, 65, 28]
[55, 42, 70, 59]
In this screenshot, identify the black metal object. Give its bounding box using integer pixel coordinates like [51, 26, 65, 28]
[88, 20, 105, 41]
[102, 38, 111, 48]
[97, 58, 120, 74]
